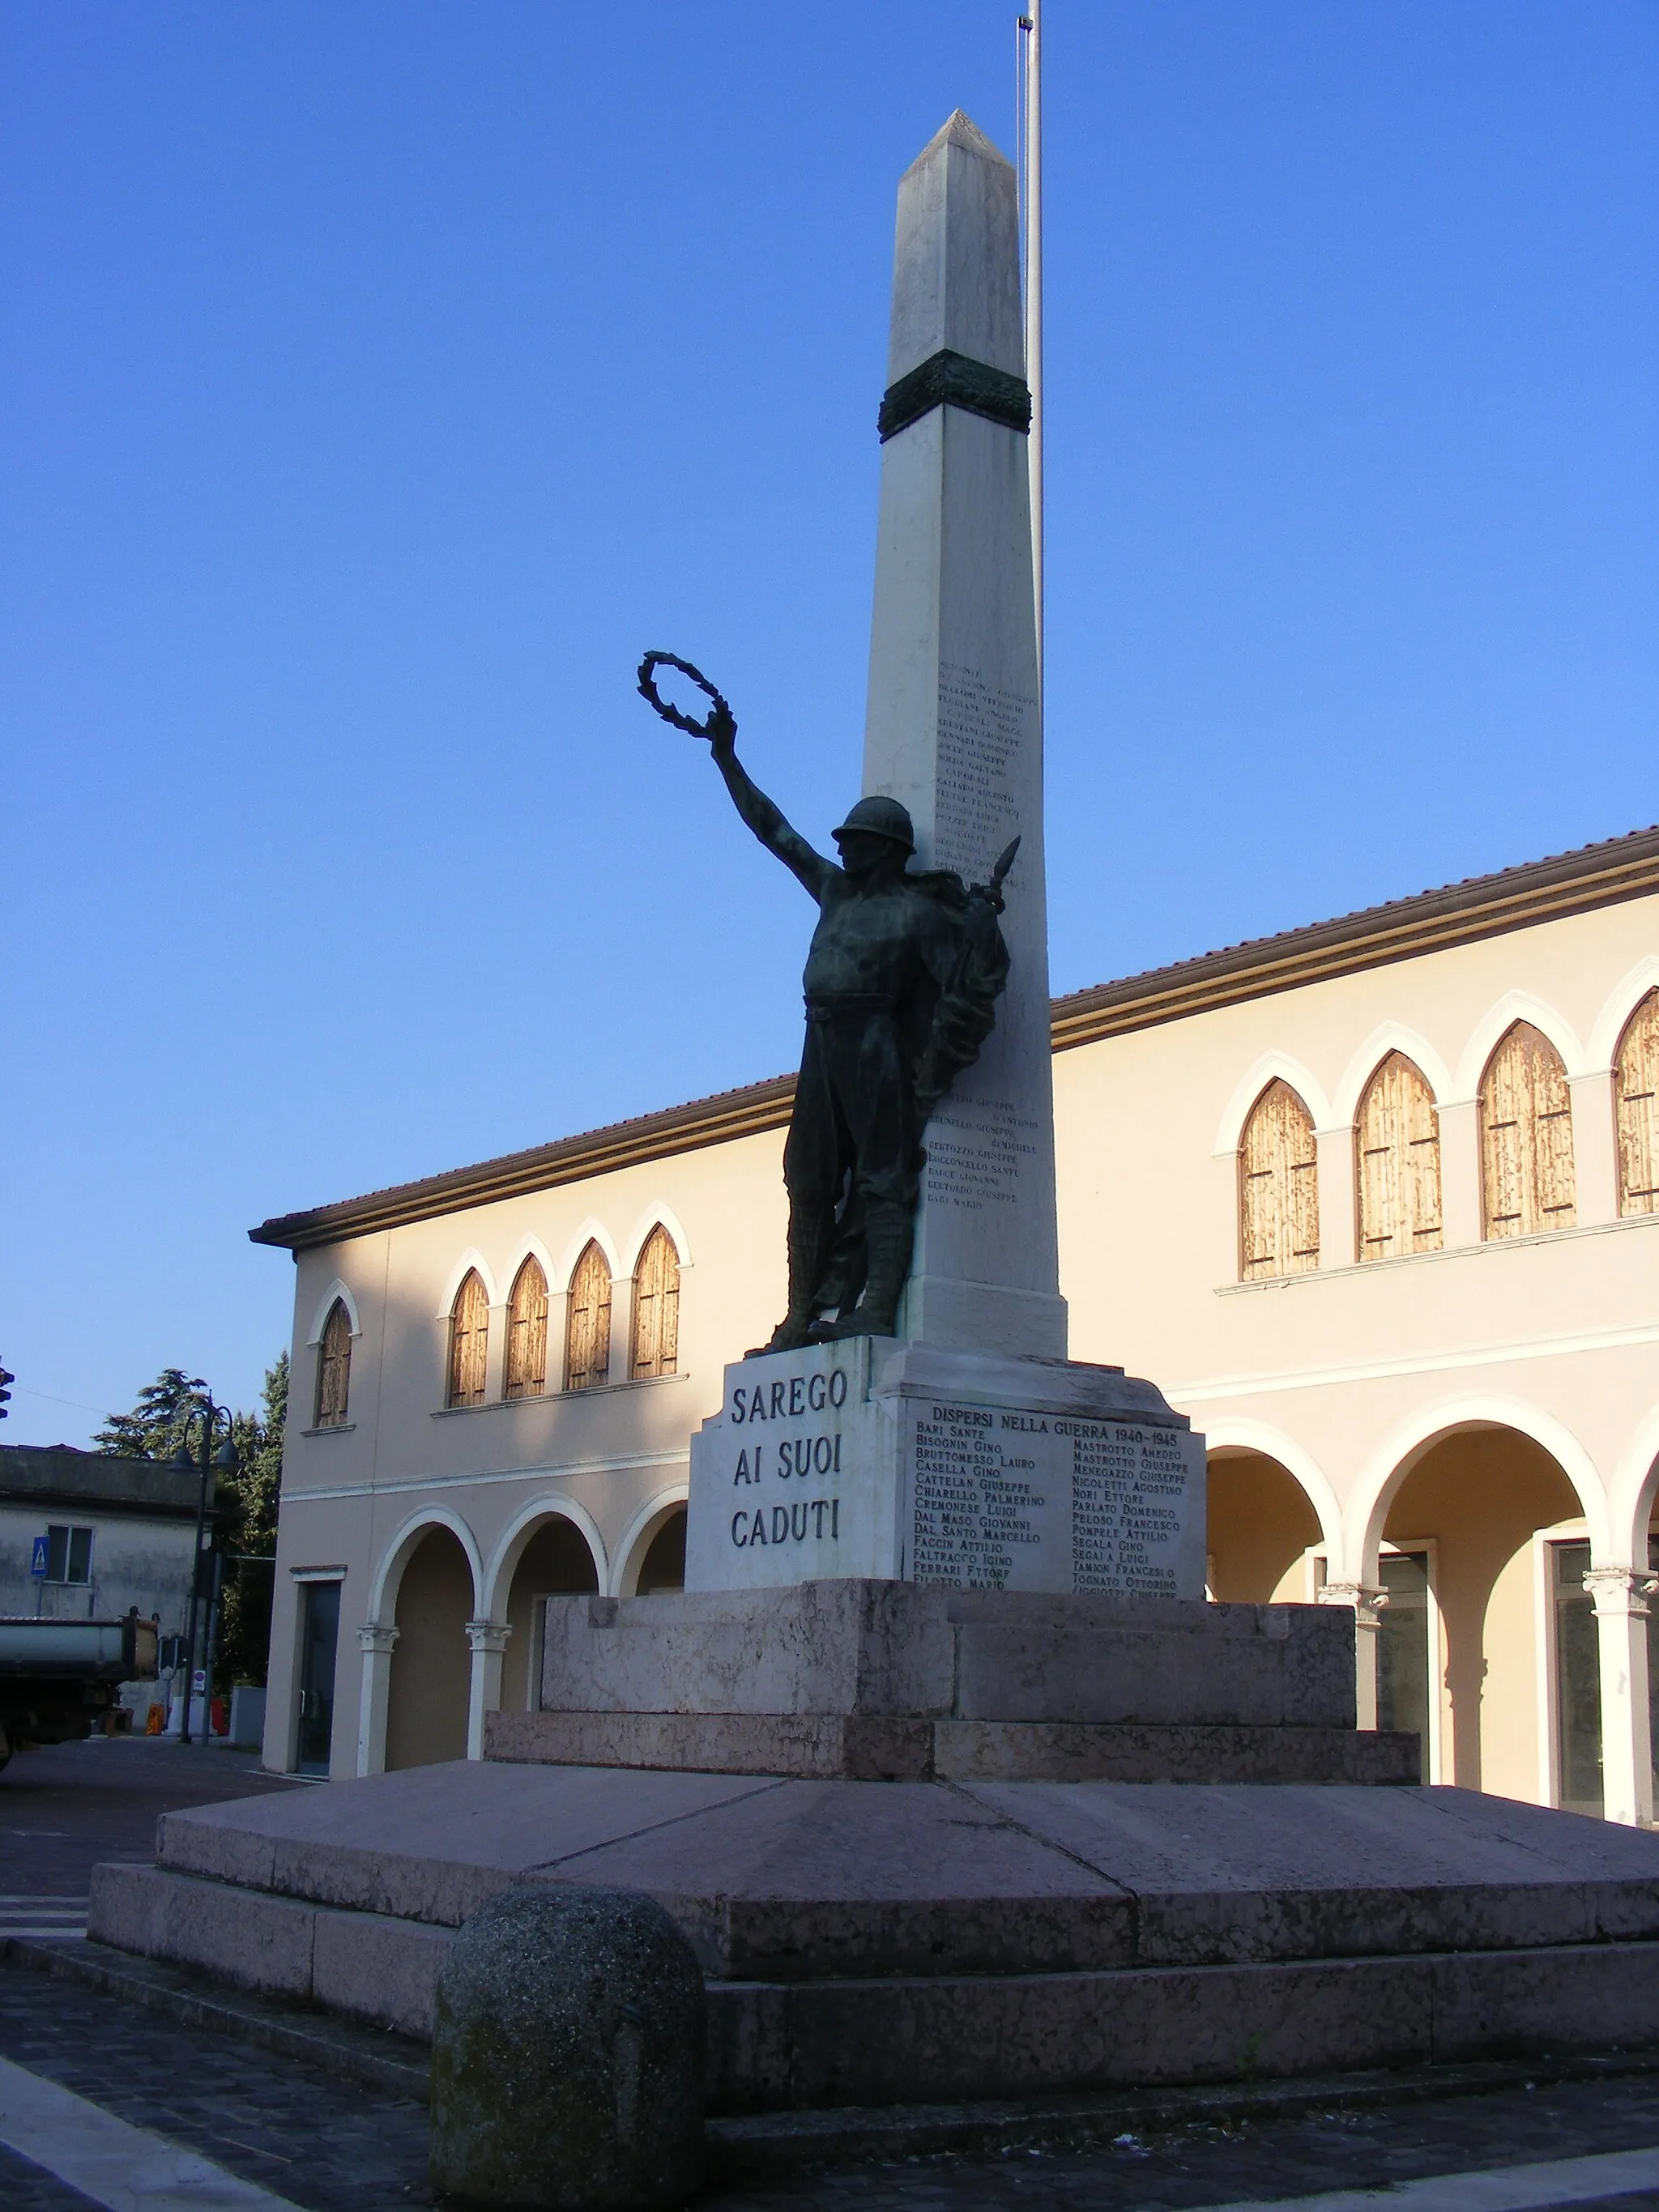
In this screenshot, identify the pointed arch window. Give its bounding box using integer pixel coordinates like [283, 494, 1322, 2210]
[1239, 1080, 1320, 1280]
[447, 1269, 490, 1407]
[314, 1299, 352, 1428]
[630, 1225, 680, 1380]
[1357, 1054, 1443, 1261]
[1480, 1022, 1576, 1238]
[565, 1242, 612, 1392]
[505, 1258, 549, 1398]
[1616, 991, 1659, 1217]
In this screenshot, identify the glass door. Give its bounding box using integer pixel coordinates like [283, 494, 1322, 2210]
[1553, 1541, 1601, 1816]
[1376, 1550, 1431, 1776]
[296, 1579, 341, 1777]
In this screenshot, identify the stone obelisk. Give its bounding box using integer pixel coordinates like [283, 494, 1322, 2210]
[684, 115, 1205, 1600]
[863, 110, 1067, 1362]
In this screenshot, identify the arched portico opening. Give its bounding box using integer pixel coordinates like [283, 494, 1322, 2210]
[614, 1495, 688, 1597]
[1206, 1449, 1323, 1603]
[1376, 1426, 1588, 1804]
[635, 1509, 686, 1594]
[386, 1524, 475, 1770]
[499, 1515, 602, 1711]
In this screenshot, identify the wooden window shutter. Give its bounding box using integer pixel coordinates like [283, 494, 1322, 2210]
[447, 1270, 490, 1407]
[315, 1300, 352, 1427]
[1480, 1023, 1576, 1239]
[1239, 1080, 1320, 1280]
[1616, 993, 1659, 1217]
[1357, 1054, 1443, 1261]
[505, 1259, 549, 1397]
[565, 1242, 612, 1392]
[630, 1226, 680, 1380]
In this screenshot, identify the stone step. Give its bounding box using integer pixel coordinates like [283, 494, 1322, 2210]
[92, 1862, 450, 2040]
[484, 1708, 1419, 1784]
[19, 1925, 1659, 2176]
[113, 1761, 1659, 1980]
[715, 1940, 1659, 2111]
[88, 1861, 1659, 2112]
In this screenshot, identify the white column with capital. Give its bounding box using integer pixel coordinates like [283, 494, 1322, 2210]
[861, 110, 1066, 1362]
[1317, 1581, 1387, 1734]
[465, 1619, 511, 1761]
[355, 1621, 399, 1778]
[1584, 1566, 1655, 1826]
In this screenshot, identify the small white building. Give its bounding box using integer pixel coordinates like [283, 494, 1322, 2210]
[0, 1443, 201, 1637]
[254, 825, 1659, 1820]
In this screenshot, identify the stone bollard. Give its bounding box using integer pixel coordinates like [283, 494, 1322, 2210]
[429, 1884, 706, 2210]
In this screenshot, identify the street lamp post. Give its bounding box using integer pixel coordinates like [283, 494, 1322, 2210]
[171, 1396, 237, 1749]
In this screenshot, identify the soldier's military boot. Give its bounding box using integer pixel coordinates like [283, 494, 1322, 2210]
[834, 1201, 913, 1338]
[762, 1213, 826, 1352]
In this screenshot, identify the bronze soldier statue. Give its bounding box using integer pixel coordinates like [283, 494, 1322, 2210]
[638, 653, 1014, 1351]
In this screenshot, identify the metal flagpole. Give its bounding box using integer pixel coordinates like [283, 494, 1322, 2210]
[1021, 2, 1043, 700]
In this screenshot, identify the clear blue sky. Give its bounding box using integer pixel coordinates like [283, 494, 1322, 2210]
[3, 2, 1654, 1444]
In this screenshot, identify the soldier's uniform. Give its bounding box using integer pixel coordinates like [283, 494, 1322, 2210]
[765, 798, 1008, 1346]
[783, 866, 962, 1331]
[704, 736, 1010, 1348]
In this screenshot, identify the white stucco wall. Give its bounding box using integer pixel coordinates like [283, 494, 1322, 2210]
[1054, 893, 1659, 1576]
[265, 1124, 788, 1776]
[0, 1501, 196, 1630]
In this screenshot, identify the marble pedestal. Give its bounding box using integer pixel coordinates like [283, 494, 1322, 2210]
[685, 1340, 1207, 1599]
[491, 1579, 1414, 1786]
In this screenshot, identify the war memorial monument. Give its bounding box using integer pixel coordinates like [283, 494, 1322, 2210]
[85, 110, 1659, 2182]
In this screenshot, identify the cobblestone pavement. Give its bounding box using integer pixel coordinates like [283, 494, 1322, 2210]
[3, 1951, 1659, 2212]
[702, 2079, 1659, 2212]
[0, 1960, 428, 2208]
[0, 2137, 95, 2212]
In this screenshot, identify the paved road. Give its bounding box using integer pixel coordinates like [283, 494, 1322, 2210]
[2, 1741, 1659, 2210]
[0, 1736, 305, 1896]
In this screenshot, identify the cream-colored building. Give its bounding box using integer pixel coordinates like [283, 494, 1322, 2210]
[256, 826, 1659, 1822]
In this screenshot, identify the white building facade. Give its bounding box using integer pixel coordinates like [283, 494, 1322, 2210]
[0, 1444, 199, 1635]
[257, 827, 1659, 1821]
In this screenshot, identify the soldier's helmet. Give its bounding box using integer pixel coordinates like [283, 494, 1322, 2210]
[832, 795, 915, 852]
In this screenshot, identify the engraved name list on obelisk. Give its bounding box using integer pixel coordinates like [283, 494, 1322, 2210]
[683, 112, 1205, 1597]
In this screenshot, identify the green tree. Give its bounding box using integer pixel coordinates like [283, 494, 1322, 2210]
[218, 1352, 285, 1686]
[97, 1356, 287, 1689]
[94, 1367, 207, 1459]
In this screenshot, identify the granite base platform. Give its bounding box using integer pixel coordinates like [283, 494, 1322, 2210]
[90, 1762, 1659, 2111]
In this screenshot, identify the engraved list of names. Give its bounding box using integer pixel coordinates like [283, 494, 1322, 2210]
[904, 1400, 1205, 1596]
[934, 663, 1030, 877]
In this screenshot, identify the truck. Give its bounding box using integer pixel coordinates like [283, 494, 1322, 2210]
[0, 1609, 159, 1770]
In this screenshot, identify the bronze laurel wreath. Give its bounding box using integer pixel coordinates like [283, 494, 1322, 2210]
[636, 650, 731, 739]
